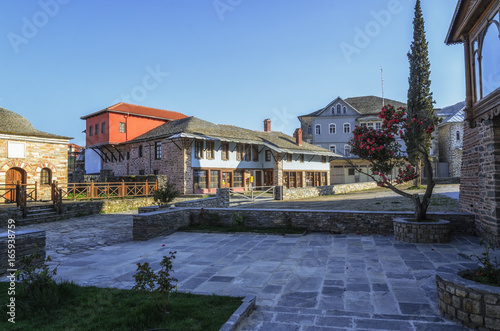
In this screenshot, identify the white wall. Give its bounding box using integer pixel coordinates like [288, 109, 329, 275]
[282, 154, 329, 171]
[191, 141, 273, 169]
[84, 149, 101, 174]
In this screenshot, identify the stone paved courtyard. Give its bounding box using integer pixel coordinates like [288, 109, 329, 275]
[15, 184, 481, 330]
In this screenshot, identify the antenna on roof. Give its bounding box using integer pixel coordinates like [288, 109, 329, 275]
[380, 66, 385, 107]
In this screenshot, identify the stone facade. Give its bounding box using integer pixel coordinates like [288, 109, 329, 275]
[0, 137, 69, 200]
[438, 122, 463, 177]
[460, 119, 500, 245]
[133, 207, 475, 241]
[280, 182, 378, 200]
[0, 229, 46, 276]
[393, 218, 451, 243]
[437, 272, 500, 330]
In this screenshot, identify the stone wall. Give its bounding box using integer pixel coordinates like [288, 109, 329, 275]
[133, 207, 475, 241]
[0, 229, 46, 276]
[280, 182, 378, 200]
[393, 218, 451, 243]
[0, 137, 68, 201]
[460, 118, 500, 245]
[99, 139, 192, 195]
[436, 272, 500, 330]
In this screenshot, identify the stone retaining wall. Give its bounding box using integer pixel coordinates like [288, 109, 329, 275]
[436, 272, 500, 330]
[281, 182, 378, 200]
[394, 218, 451, 243]
[0, 229, 46, 276]
[133, 207, 475, 241]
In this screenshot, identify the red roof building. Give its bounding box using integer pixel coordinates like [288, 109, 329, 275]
[81, 103, 188, 173]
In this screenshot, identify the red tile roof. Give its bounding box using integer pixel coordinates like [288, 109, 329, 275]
[81, 102, 189, 121]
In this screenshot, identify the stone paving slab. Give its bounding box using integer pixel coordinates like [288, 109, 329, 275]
[38, 228, 488, 330]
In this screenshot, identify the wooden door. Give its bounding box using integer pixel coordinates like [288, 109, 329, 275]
[5, 168, 25, 202]
[255, 170, 262, 188]
[221, 172, 232, 188]
[264, 170, 273, 186]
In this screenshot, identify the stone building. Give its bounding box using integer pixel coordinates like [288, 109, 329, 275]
[100, 116, 337, 194]
[0, 107, 71, 201]
[437, 102, 465, 178]
[81, 102, 188, 174]
[446, 0, 500, 243]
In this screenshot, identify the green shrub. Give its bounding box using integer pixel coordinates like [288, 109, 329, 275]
[231, 212, 245, 227]
[133, 251, 178, 312]
[152, 182, 179, 205]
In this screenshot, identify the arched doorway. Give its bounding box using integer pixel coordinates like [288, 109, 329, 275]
[5, 167, 26, 202]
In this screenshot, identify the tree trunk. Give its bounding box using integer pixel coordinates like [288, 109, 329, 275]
[412, 194, 426, 221]
[413, 160, 422, 187]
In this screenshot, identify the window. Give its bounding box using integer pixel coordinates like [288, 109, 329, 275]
[315, 125, 321, 135]
[322, 156, 327, 163]
[153, 169, 159, 175]
[375, 122, 382, 130]
[456, 131, 461, 141]
[194, 170, 207, 189]
[343, 106, 347, 114]
[265, 149, 272, 162]
[343, 123, 351, 134]
[40, 168, 51, 185]
[236, 144, 244, 161]
[119, 122, 126, 133]
[139, 170, 145, 175]
[299, 154, 304, 163]
[307, 126, 312, 134]
[348, 168, 355, 176]
[344, 144, 351, 156]
[245, 144, 252, 161]
[329, 145, 336, 154]
[127, 151, 130, 160]
[321, 172, 327, 186]
[329, 124, 336, 134]
[286, 153, 293, 162]
[210, 170, 219, 188]
[306, 172, 314, 187]
[89, 125, 93, 136]
[195, 140, 204, 159]
[95, 124, 99, 135]
[331, 107, 335, 114]
[155, 142, 161, 159]
[336, 104, 341, 114]
[252, 145, 259, 162]
[101, 122, 105, 133]
[221, 142, 229, 160]
[206, 141, 214, 159]
[234, 171, 243, 187]
[139, 145, 143, 157]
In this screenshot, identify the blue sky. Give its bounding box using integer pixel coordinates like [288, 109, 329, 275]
[0, 0, 464, 146]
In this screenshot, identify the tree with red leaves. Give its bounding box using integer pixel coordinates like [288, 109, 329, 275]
[350, 103, 437, 221]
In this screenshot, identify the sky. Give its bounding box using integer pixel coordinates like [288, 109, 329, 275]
[0, 0, 465, 147]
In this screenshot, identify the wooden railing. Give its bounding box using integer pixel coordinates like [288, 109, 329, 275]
[16, 182, 28, 218]
[53, 186, 62, 214]
[0, 182, 37, 203]
[52, 180, 158, 201]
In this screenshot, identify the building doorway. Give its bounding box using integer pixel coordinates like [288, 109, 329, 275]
[5, 167, 26, 202]
[221, 172, 232, 188]
[255, 170, 262, 188]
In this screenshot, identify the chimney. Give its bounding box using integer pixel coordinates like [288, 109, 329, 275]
[294, 128, 303, 146]
[264, 118, 271, 132]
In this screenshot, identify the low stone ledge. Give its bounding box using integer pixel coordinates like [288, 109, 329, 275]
[0, 229, 46, 276]
[133, 207, 475, 241]
[394, 218, 451, 243]
[437, 270, 500, 330]
[219, 295, 256, 331]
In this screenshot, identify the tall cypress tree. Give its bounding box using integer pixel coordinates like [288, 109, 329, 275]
[407, 0, 436, 187]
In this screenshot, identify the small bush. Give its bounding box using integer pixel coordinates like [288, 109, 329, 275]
[231, 212, 245, 227]
[133, 251, 178, 312]
[152, 182, 179, 205]
[462, 238, 500, 286]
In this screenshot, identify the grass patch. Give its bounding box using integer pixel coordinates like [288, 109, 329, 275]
[182, 225, 306, 235]
[0, 281, 242, 331]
